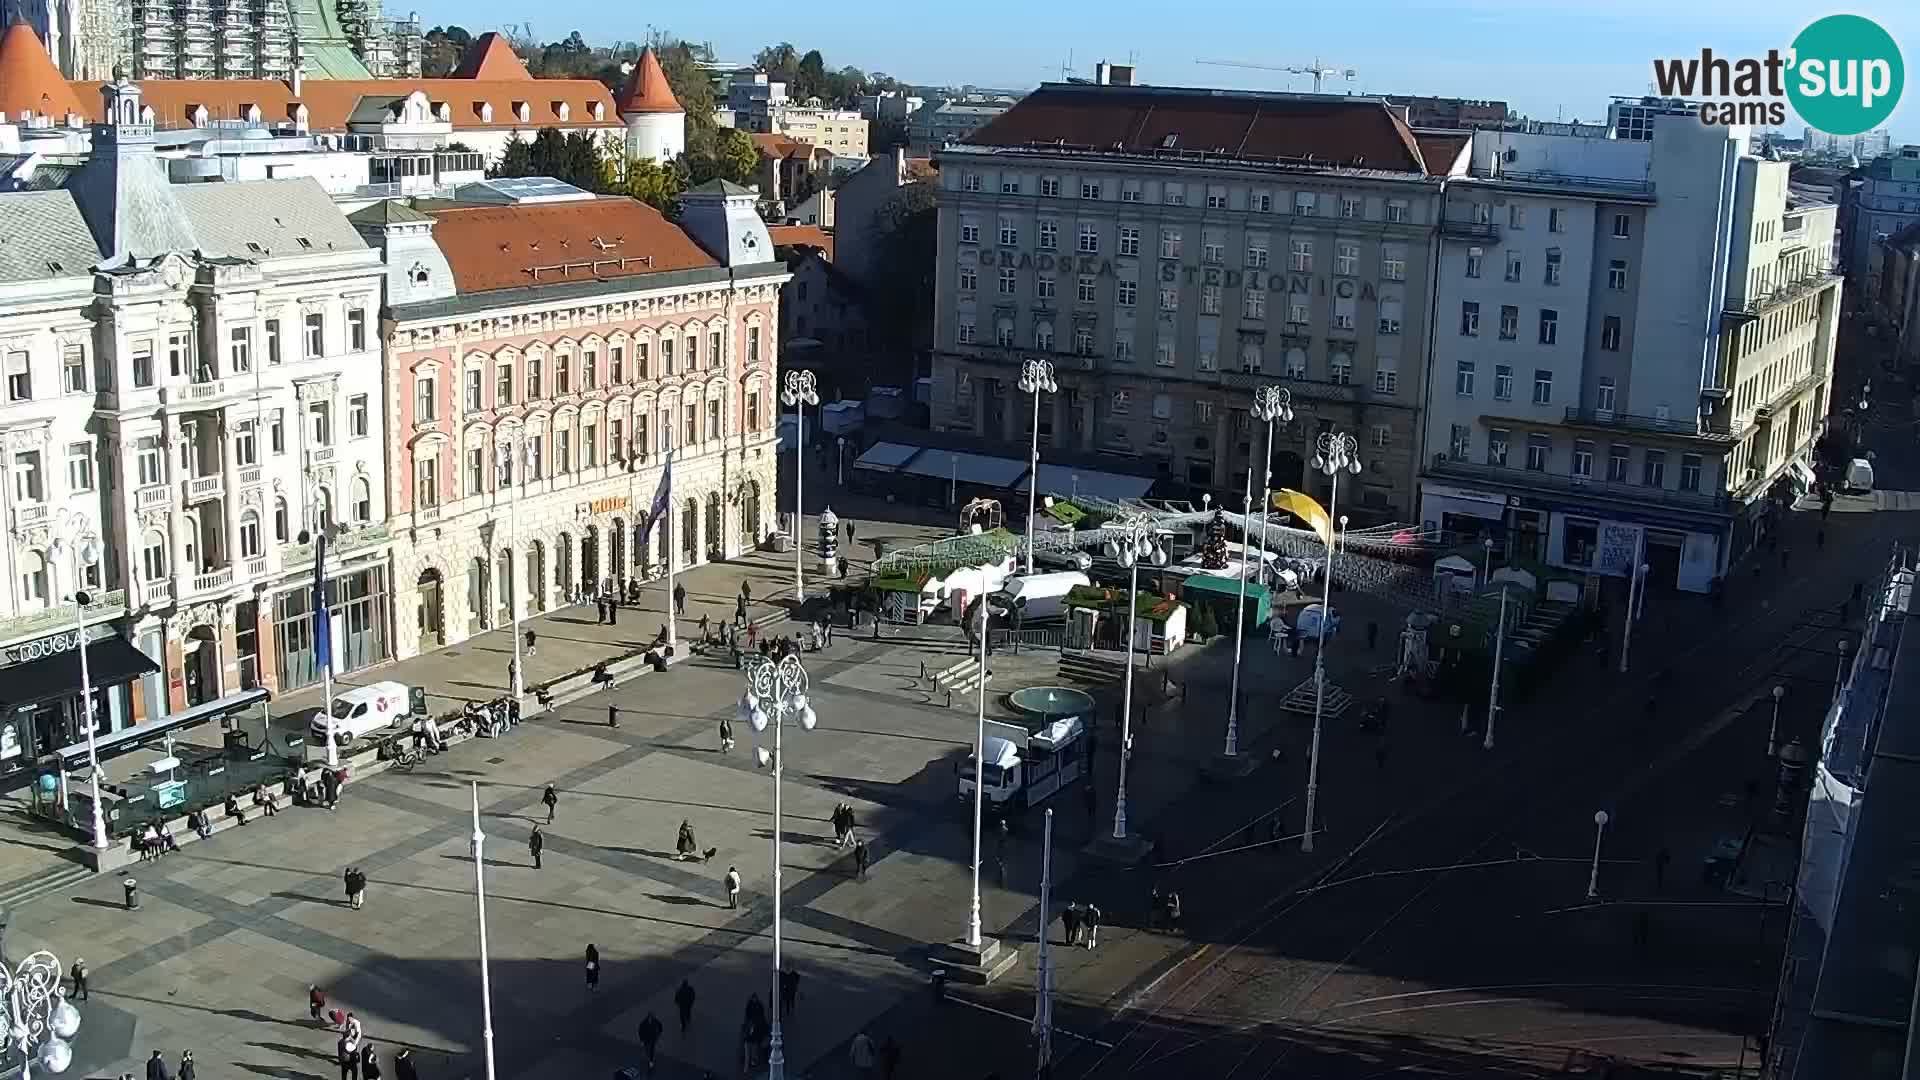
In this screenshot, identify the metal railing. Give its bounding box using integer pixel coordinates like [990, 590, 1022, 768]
[1562, 406, 1707, 437]
[0, 589, 127, 643]
[1469, 165, 1655, 194]
[1439, 219, 1500, 241]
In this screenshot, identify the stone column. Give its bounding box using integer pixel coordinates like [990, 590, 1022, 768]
[219, 411, 241, 570]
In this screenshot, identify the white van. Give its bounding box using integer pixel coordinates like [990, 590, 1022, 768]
[308, 681, 412, 747]
[1846, 457, 1875, 494]
[998, 571, 1091, 621]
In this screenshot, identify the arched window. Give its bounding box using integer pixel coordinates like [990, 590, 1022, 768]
[141, 530, 168, 581]
[316, 488, 334, 532]
[240, 509, 262, 558]
[17, 550, 47, 609]
[352, 477, 373, 523]
[274, 497, 290, 543]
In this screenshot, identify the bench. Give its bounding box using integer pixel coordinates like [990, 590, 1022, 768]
[929, 657, 981, 691]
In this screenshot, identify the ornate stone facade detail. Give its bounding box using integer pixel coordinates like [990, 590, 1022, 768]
[173, 600, 224, 638]
[296, 377, 338, 402]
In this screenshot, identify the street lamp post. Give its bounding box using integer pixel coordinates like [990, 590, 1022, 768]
[50, 515, 106, 851]
[738, 652, 817, 1080]
[1302, 432, 1361, 853]
[1482, 536, 1495, 589]
[1618, 562, 1649, 675]
[1104, 525, 1167, 842]
[0, 950, 82, 1079]
[469, 784, 497, 1080]
[836, 436, 846, 487]
[963, 598, 990, 944]
[1834, 638, 1852, 705]
[1485, 583, 1510, 752]
[782, 370, 819, 603]
[1018, 358, 1058, 575]
[1768, 684, 1785, 756]
[1586, 809, 1611, 900]
[1249, 384, 1293, 592]
[1223, 461, 1256, 758]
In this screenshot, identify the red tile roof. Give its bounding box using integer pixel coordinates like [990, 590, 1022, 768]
[615, 47, 682, 114]
[1413, 131, 1471, 176]
[0, 23, 87, 121]
[751, 133, 817, 159]
[963, 85, 1426, 173]
[423, 197, 719, 294]
[452, 32, 530, 80]
[61, 75, 621, 132]
[769, 225, 833, 259]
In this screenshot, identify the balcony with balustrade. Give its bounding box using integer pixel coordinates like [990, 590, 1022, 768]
[1428, 453, 1732, 515]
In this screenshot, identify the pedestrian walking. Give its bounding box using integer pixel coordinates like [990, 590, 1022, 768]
[838, 556, 848, 579]
[1084, 903, 1102, 949]
[718, 717, 734, 753]
[68, 958, 87, 1002]
[1061, 903, 1082, 946]
[596, 597, 607, 624]
[360, 1044, 382, 1080]
[309, 985, 327, 1022]
[322, 766, 342, 810]
[529, 824, 544, 870]
[608, 703, 620, 728]
[342, 1012, 363, 1048]
[636, 1011, 664, 1070]
[584, 943, 600, 991]
[698, 613, 711, 642]
[177, 1050, 195, 1080]
[674, 978, 697, 1034]
[735, 594, 749, 624]
[846, 520, 857, 546]
[849, 1031, 876, 1078]
[741, 581, 753, 605]
[608, 595, 618, 625]
[146, 1050, 173, 1080]
[1082, 782, 1097, 829]
[524, 627, 537, 656]
[542, 783, 558, 823]
[778, 963, 800, 1018]
[880, 1036, 902, 1080]
[335, 1037, 357, 1080]
[343, 867, 366, 910]
[853, 838, 870, 879]
[392, 1049, 417, 1080]
[674, 582, 688, 616]
[724, 865, 742, 908]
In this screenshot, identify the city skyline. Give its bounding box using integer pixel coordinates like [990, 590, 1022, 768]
[410, 0, 1918, 143]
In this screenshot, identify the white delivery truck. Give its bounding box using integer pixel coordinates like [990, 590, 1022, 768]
[957, 717, 1088, 809]
[997, 571, 1092, 621]
[1846, 457, 1875, 494]
[308, 681, 413, 748]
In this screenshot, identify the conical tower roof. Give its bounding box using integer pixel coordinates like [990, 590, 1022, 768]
[453, 32, 530, 80]
[616, 47, 683, 115]
[0, 24, 87, 120]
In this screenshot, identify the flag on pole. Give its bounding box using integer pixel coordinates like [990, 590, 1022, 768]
[311, 532, 332, 673]
[641, 451, 674, 537]
[1270, 488, 1334, 547]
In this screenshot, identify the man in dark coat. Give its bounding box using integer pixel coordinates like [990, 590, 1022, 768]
[146, 1050, 173, 1080]
[674, 978, 697, 1033]
[529, 825, 544, 870]
[636, 1012, 664, 1068]
[673, 583, 688, 615]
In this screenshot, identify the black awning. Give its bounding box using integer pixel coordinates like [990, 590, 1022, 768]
[0, 635, 159, 710]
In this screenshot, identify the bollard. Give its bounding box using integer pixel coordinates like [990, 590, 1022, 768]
[123, 877, 139, 910]
[929, 968, 948, 1003]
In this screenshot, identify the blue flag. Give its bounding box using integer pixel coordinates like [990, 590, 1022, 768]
[312, 532, 331, 674]
[642, 451, 673, 537]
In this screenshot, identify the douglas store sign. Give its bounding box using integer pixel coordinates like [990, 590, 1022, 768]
[1, 625, 112, 668]
[966, 248, 1389, 301]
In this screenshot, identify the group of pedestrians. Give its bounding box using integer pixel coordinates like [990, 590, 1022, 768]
[1059, 901, 1103, 948]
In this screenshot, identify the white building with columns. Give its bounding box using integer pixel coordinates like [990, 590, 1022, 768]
[375, 180, 787, 661]
[0, 75, 391, 775]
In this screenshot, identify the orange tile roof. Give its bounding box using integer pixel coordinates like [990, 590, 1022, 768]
[0, 23, 87, 121]
[769, 224, 833, 259]
[423, 197, 720, 294]
[1413, 131, 1471, 176]
[452, 32, 530, 80]
[751, 133, 815, 159]
[61, 75, 622, 132]
[615, 47, 681, 115]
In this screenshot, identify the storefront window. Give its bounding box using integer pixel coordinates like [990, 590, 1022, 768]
[274, 566, 391, 691]
[1562, 518, 1598, 568]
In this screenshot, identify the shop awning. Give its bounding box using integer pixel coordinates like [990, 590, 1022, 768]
[853, 441, 922, 473]
[1031, 463, 1155, 502]
[1, 636, 158, 711]
[901, 450, 1029, 489]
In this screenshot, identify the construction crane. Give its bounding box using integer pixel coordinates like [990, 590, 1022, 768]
[1196, 58, 1357, 94]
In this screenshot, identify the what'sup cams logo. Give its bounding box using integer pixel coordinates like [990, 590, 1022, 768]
[1652, 14, 1904, 136]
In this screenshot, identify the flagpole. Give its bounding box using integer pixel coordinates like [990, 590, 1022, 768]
[663, 445, 677, 655]
[1034, 807, 1054, 1078]
[313, 527, 337, 769]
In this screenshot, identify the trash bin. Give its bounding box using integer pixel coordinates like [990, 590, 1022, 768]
[930, 967, 948, 1003]
[123, 877, 139, 910]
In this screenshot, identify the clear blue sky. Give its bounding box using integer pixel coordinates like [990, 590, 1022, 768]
[431, 0, 1919, 142]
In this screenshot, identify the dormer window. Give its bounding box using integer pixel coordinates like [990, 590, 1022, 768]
[433, 101, 451, 123]
[512, 101, 530, 124]
[139, 105, 155, 125]
[242, 103, 262, 123]
[590, 101, 605, 121]
[189, 104, 208, 127]
[477, 102, 493, 124]
[553, 102, 570, 123]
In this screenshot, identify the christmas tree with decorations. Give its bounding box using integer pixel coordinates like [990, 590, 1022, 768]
[1199, 510, 1230, 570]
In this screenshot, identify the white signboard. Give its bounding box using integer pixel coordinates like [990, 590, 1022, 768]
[1595, 522, 1643, 578]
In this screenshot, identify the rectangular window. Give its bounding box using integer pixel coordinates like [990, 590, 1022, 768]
[527, 357, 543, 399]
[1341, 196, 1359, 219]
[1382, 245, 1407, 281]
[558, 352, 574, 392]
[1081, 180, 1101, 200]
[1608, 444, 1630, 482]
[62, 344, 88, 392]
[1117, 225, 1142, 257]
[1333, 296, 1356, 330]
[308, 402, 331, 446]
[65, 441, 92, 493]
[1532, 369, 1553, 405]
[963, 172, 981, 192]
[956, 318, 975, 345]
[1373, 360, 1398, 395]
[1154, 338, 1175, 367]
[1077, 222, 1099, 254]
[1525, 434, 1550, 472]
[1499, 305, 1519, 340]
[1000, 175, 1020, 194]
[1117, 279, 1137, 306]
[556, 429, 571, 473]
[1460, 302, 1480, 336]
[610, 346, 625, 383]
[1572, 439, 1594, 478]
[1608, 260, 1628, 291]
[746, 327, 760, 364]
[304, 312, 324, 358]
[706, 400, 721, 440]
[999, 268, 1017, 295]
[1159, 286, 1179, 312]
[1041, 176, 1060, 197]
[1505, 250, 1522, 282]
[593, 348, 609, 389]
[1073, 326, 1095, 357]
[1121, 179, 1142, 202]
[1643, 450, 1666, 486]
[132, 340, 154, 387]
[1370, 424, 1391, 448]
[1160, 227, 1182, 259]
[1294, 191, 1316, 216]
[1494, 364, 1513, 401]
[496, 363, 514, 406]
[1679, 453, 1703, 492]
[1548, 207, 1566, 232]
[1253, 189, 1273, 212]
[137, 437, 163, 486]
[1243, 290, 1266, 319]
[1035, 323, 1054, 351]
[269, 412, 284, 454]
[167, 332, 191, 377]
[1113, 329, 1134, 362]
[1386, 200, 1409, 223]
[348, 308, 367, 352]
[234, 421, 257, 467]
[5, 351, 29, 402]
[682, 403, 697, 445]
[610, 418, 625, 460]
[1206, 185, 1227, 209]
[1597, 377, 1617, 414]
[1612, 213, 1631, 238]
[416, 458, 439, 508]
[1162, 183, 1183, 205]
[265, 319, 281, 365]
[465, 369, 483, 411]
[998, 215, 1018, 246]
[12, 450, 42, 502]
[1077, 275, 1097, 303]
[1336, 242, 1358, 276]
[1601, 315, 1622, 351]
[584, 422, 599, 467]
[1246, 234, 1270, 268]
[1203, 229, 1224, 264]
[1038, 219, 1057, 250]
[467, 447, 485, 494]
[349, 394, 369, 437]
[1451, 423, 1472, 461]
[1509, 204, 1526, 228]
[1545, 248, 1563, 286]
[960, 217, 979, 244]
[1329, 357, 1351, 385]
[1200, 285, 1222, 314]
[1036, 275, 1057, 302]
[1455, 360, 1475, 396]
[1287, 301, 1309, 325]
[1473, 201, 1492, 224]
[1465, 247, 1483, 278]
[1290, 238, 1313, 272]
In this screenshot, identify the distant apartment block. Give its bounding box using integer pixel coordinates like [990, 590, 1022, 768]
[1383, 95, 1509, 130]
[726, 73, 867, 156]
